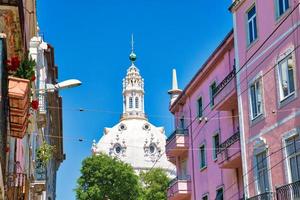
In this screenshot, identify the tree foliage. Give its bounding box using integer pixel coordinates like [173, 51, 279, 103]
[139, 168, 170, 200]
[76, 153, 141, 200]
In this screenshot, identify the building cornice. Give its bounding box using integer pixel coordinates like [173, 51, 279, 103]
[169, 30, 234, 113]
[229, 0, 246, 13]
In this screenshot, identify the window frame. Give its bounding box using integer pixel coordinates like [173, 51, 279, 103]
[253, 139, 273, 195]
[255, 151, 271, 194]
[129, 97, 133, 109]
[197, 96, 203, 118]
[212, 133, 220, 161]
[216, 186, 224, 200]
[202, 194, 209, 200]
[135, 97, 139, 108]
[209, 81, 217, 108]
[283, 130, 300, 183]
[275, 0, 290, 19]
[246, 4, 258, 46]
[277, 53, 296, 103]
[249, 75, 264, 121]
[199, 144, 207, 170]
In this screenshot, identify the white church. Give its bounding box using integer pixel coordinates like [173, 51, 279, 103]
[92, 39, 175, 177]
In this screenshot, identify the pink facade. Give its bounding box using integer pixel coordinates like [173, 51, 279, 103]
[167, 32, 244, 200]
[232, 0, 300, 199]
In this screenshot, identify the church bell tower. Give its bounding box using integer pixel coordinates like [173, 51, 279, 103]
[121, 35, 146, 120]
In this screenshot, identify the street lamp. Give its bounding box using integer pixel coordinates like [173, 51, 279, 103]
[35, 79, 82, 93]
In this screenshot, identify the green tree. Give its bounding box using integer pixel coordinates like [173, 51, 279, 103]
[139, 168, 170, 200]
[76, 153, 141, 200]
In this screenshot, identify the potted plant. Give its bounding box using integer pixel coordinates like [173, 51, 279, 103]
[36, 141, 55, 167]
[7, 54, 36, 138]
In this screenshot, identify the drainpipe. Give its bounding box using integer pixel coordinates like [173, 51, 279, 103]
[187, 95, 197, 200]
[233, 11, 249, 197]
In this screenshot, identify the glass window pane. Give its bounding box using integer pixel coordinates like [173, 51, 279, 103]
[251, 85, 257, 117]
[290, 157, 298, 182]
[296, 155, 300, 181]
[279, 0, 284, 15]
[249, 21, 254, 43]
[279, 60, 289, 97]
[198, 98, 202, 117]
[248, 6, 256, 19]
[285, 0, 289, 10]
[263, 169, 270, 191]
[253, 16, 257, 40]
[288, 66, 295, 94]
[256, 81, 262, 114]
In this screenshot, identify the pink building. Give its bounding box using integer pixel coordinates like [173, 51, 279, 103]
[231, 0, 300, 199]
[167, 32, 244, 200]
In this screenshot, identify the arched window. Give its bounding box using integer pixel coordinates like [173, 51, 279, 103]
[135, 97, 139, 108]
[129, 97, 133, 108]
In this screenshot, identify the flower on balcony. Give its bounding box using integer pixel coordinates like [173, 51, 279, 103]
[7, 54, 36, 81]
[6, 56, 20, 71]
[31, 100, 39, 110]
[36, 141, 55, 167]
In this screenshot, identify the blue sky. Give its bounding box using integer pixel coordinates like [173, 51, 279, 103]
[37, 1, 233, 199]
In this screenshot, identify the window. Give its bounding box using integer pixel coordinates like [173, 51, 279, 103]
[277, 0, 289, 17]
[216, 188, 224, 200]
[129, 97, 133, 108]
[213, 134, 220, 160]
[247, 5, 258, 45]
[197, 97, 203, 118]
[200, 144, 206, 169]
[135, 97, 139, 108]
[250, 78, 263, 120]
[286, 135, 300, 182]
[202, 195, 208, 200]
[256, 151, 270, 194]
[278, 54, 295, 101]
[210, 82, 217, 107]
[180, 117, 185, 129]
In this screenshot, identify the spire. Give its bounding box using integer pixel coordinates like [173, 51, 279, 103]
[129, 34, 137, 63]
[168, 69, 182, 106]
[121, 35, 146, 121]
[172, 69, 179, 90]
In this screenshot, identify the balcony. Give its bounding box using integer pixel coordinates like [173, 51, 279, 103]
[213, 69, 237, 111]
[0, 0, 20, 6]
[166, 129, 189, 160]
[217, 131, 241, 168]
[31, 163, 46, 194]
[247, 192, 274, 200]
[167, 175, 191, 200]
[276, 180, 300, 200]
[8, 76, 30, 138]
[6, 173, 28, 200]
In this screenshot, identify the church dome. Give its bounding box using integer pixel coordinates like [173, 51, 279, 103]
[92, 36, 175, 177]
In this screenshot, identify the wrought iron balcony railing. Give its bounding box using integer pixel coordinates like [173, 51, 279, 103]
[166, 129, 189, 143]
[168, 175, 191, 187]
[213, 68, 236, 97]
[276, 180, 300, 200]
[247, 192, 273, 200]
[6, 173, 27, 200]
[217, 131, 240, 155]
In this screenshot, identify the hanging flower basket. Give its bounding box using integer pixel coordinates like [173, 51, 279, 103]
[36, 141, 55, 167]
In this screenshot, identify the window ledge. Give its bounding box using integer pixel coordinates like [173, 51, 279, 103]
[200, 166, 207, 172]
[247, 38, 259, 52]
[250, 113, 265, 127]
[279, 92, 296, 108]
[275, 8, 292, 26]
